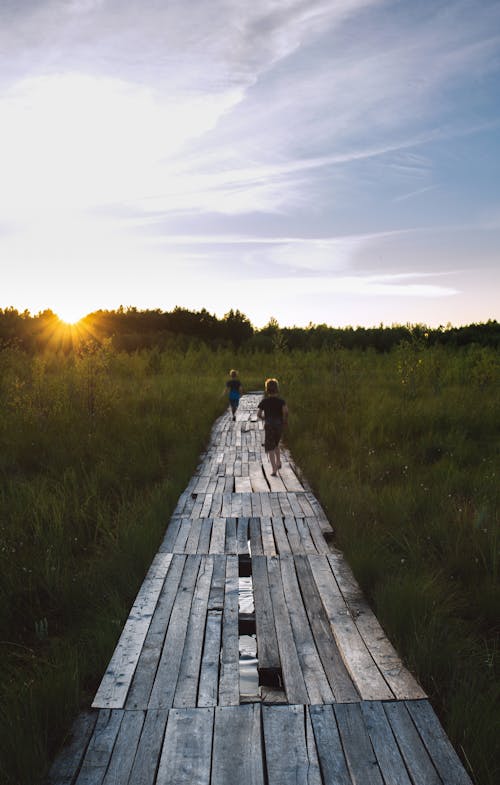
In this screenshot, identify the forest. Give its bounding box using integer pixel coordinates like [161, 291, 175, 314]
[1, 305, 499, 353]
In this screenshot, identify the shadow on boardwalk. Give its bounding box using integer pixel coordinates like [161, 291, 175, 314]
[48, 395, 472, 785]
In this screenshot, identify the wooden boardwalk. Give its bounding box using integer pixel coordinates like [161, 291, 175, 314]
[48, 395, 472, 785]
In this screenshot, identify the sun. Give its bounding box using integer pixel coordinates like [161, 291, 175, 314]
[56, 306, 86, 326]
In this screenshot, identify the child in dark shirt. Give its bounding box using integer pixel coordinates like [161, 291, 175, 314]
[257, 378, 288, 475]
[224, 369, 243, 421]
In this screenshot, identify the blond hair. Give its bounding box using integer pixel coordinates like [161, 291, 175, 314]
[265, 378, 279, 395]
[229, 369, 238, 377]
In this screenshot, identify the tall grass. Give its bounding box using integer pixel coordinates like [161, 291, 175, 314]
[280, 342, 499, 785]
[1, 341, 498, 784]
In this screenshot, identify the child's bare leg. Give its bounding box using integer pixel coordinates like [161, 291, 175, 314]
[276, 445, 281, 470]
[269, 449, 278, 475]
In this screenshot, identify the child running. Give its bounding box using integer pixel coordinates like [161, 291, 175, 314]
[224, 369, 243, 421]
[257, 378, 288, 475]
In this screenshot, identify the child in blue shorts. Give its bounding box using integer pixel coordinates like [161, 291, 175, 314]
[224, 369, 243, 421]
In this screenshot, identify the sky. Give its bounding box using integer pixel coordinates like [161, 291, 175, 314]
[1, 0, 499, 328]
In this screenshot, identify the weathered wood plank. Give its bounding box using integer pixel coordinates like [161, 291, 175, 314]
[309, 704, 352, 785]
[250, 492, 263, 517]
[127, 708, 168, 785]
[294, 556, 359, 702]
[283, 516, 302, 553]
[198, 610, 223, 707]
[209, 517, 226, 554]
[148, 556, 201, 709]
[197, 518, 213, 553]
[93, 553, 173, 709]
[126, 556, 186, 709]
[234, 476, 252, 493]
[328, 552, 426, 699]
[334, 702, 385, 785]
[266, 557, 309, 704]
[384, 701, 441, 785]
[279, 557, 335, 704]
[249, 517, 263, 556]
[269, 492, 282, 518]
[101, 710, 145, 785]
[305, 516, 331, 554]
[219, 556, 240, 706]
[259, 516, 276, 556]
[278, 492, 294, 517]
[263, 705, 322, 785]
[296, 494, 316, 518]
[200, 493, 214, 518]
[237, 517, 249, 555]
[173, 557, 214, 708]
[241, 492, 253, 518]
[405, 699, 473, 785]
[156, 707, 213, 785]
[296, 517, 318, 554]
[252, 555, 281, 676]
[224, 517, 237, 554]
[173, 518, 192, 553]
[212, 705, 264, 785]
[208, 554, 226, 611]
[160, 516, 182, 552]
[270, 516, 291, 555]
[75, 710, 123, 785]
[259, 492, 273, 517]
[361, 701, 413, 785]
[184, 517, 203, 554]
[249, 462, 269, 492]
[308, 555, 393, 701]
[262, 460, 287, 491]
[278, 465, 304, 492]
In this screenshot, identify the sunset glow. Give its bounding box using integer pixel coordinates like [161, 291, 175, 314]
[1, 1, 499, 327]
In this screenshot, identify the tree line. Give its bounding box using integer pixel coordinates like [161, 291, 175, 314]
[0, 305, 498, 353]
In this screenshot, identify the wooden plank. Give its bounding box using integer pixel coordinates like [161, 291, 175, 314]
[296, 517, 318, 554]
[252, 555, 281, 675]
[250, 492, 262, 517]
[278, 492, 294, 517]
[93, 553, 173, 709]
[294, 556, 359, 702]
[278, 465, 304, 492]
[384, 701, 441, 785]
[283, 516, 302, 553]
[224, 517, 237, 554]
[269, 516, 291, 555]
[305, 516, 330, 554]
[305, 491, 332, 533]
[262, 459, 287, 491]
[405, 699, 473, 785]
[191, 497, 204, 518]
[198, 610, 223, 706]
[209, 517, 226, 554]
[101, 710, 145, 785]
[263, 705, 322, 785]
[219, 556, 240, 706]
[266, 557, 309, 704]
[200, 493, 213, 518]
[328, 552, 426, 699]
[235, 476, 252, 493]
[210, 492, 223, 517]
[160, 517, 182, 552]
[334, 702, 385, 785]
[208, 554, 226, 611]
[75, 710, 123, 785]
[269, 493, 282, 518]
[148, 556, 201, 709]
[249, 517, 263, 556]
[241, 493, 252, 517]
[259, 492, 272, 517]
[221, 492, 232, 517]
[197, 518, 213, 553]
[231, 493, 243, 518]
[249, 462, 269, 492]
[193, 474, 211, 494]
[287, 492, 304, 518]
[308, 555, 393, 701]
[173, 518, 192, 553]
[260, 517, 276, 556]
[126, 555, 186, 709]
[296, 494, 315, 517]
[309, 704, 352, 785]
[212, 705, 264, 785]
[237, 517, 249, 555]
[279, 557, 334, 704]
[127, 708, 168, 785]
[48, 711, 99, 785]
[361, 701, 413, 785]
[173, 557, 214, 708]
[156, 707, 213, 785]
[184, 517, 203, 554]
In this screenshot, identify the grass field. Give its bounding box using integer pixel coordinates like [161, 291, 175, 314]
[0, 340, 498, 784]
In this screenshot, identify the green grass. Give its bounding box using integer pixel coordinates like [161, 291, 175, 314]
[0, 341, 498, 784]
